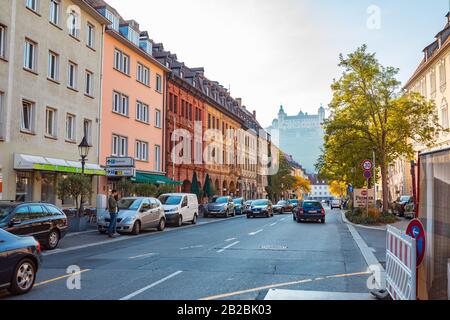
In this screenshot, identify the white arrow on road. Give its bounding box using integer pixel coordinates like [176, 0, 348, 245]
[249, 229, 264, 236]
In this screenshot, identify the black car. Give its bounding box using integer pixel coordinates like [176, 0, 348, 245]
[247, 199, 274, 218]
[0, 201, 68, 250]
[233, 198, 246, 215]
[0, 229, 42, 295]
[294, 200, 326, 224]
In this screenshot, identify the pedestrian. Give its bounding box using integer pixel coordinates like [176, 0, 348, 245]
[108, 189, 120, 238]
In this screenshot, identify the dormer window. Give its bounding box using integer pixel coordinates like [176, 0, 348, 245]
[180, 71, 184, 78]
[103, 8, 119, 31]
[139, 39, 152, 55]
[120, 25, 139, 46]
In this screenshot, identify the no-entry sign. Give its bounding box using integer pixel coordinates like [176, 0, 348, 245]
[406, 219, 426, 267]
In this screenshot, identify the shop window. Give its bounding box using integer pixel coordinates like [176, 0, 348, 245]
[15, 172, 33, 202]
[41, 173, 56, 204]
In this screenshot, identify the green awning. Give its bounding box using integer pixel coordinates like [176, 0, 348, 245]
[131, 172, 182, 185]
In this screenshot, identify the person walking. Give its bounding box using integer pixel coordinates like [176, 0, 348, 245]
[108, 189, 120, 238]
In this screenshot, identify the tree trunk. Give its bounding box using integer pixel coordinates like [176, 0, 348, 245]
[380, 156, 389, 214]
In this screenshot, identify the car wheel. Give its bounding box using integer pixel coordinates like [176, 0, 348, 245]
[192, 214, 198, 225]
[157, 218, 166, 231]
[177, 215, 183, 227]
[297, 218, 302, 223]
[231, 209, 236, 217]
[204, 212, 208, 218]
[293, 214, 296, 221]
[247, 215, 251, 219]
[131, 221, 141, 235]
[321, 219, 326, 224]
[98, 228, 107, 235]
[46, 229, 60, 250]
[9, 259, 36, 295]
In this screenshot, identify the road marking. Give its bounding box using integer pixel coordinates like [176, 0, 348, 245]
[199, 271, 371, 300]
[119, 271, 183, 300]
[128, 253, 157, 259]
[249, 229, 264, 236]
[270, 222, 277, 227]
[217, 241, 240, 253]
[180, 245, 204, 250]
[35, 269, 91, 287]
[225, 238, 237, 242]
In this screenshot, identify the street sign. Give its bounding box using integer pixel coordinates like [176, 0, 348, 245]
[364, 170, 372, 179]
[106, 167, 136, 178]
[406, 219, 426, 267]
[362, 159, 373, 171]
[106, 157, 135, 168]
[353, 188, 375, 208]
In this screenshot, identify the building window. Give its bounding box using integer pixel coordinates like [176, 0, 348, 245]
[65, 114, 76, 141]
[26, 0, 39, 12]
[16, 172, 33, 202]
[136, 101, 149, 123]
[23, 39, 37, 72]
[86, 23, 95, 48]
[45, 107, 57, 137]
[430, 68, 437, 94]
[67, 61, 78, 89]
[137, 63, 150, 86]
[113, 49, 130, 75]
[21, 100, 34, 133]
[155, 109, 161, 128]
[0, 25, 6, 59]
[105, 9, 119, 31]
[47, 51, 59, 81]
[85, 70, 93, 96]
[68, 10, 79, 38]
[439, 59, 447, 87]
[112, 91, 129, 116]
[442, 99, 449, 130]
[112, 134, 128, 157]
[83, 119, 93, 145]
[156, 74, 162, 92]
[0, 92, 4, 137]
[49, 0, 60, 26]
[135, 140, 148, 161]
[154, 145, 161, 171]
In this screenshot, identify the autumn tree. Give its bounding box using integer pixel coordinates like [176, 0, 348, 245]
[318, 45, 443, 213]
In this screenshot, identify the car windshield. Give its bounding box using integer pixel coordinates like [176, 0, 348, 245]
[159, 195, 182, 205]
[233, 199, 242, 205]
[0, 205, 14, 223]
[400, 196, 411, 202]
[290, 200, 299, 204]
[253, 200, 268, 206]
[118, 199, 142, 210]
[277, 201, 287, 205]
[303, 202, 322, 208]
[213, 197, 228, 204]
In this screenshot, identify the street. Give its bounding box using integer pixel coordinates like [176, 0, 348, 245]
[1, 208, 374, 300]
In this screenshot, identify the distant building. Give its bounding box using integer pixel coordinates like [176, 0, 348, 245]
[306, 174, 332, 201]
[266, 105, 325, 173]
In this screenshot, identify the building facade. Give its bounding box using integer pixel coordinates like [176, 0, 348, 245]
[306, 174, 332, 201]
[87, 1, 170, 194]
[0, 0, 109, 204]
[266, 105, 325, 173]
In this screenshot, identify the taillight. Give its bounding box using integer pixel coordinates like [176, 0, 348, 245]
[299, 208, 304, 214]
[321, 208, 325, 215]
[36, 241, 41, 254]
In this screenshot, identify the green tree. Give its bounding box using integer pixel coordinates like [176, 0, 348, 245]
[134, 183, 158, 197]
[267, 153, 296, 201]
[319, 45, 443, 212]
[57, 175, 92, 214]
[116, 179, 135, 197]
[190, 172, 201, 199]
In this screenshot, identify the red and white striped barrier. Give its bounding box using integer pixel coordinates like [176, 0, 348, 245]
[386, 225, 417, 300]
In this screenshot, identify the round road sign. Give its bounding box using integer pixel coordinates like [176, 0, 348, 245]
[406, 219, 426, 267]
[362, 160, 373, 171]
[364, 170, 372, 179]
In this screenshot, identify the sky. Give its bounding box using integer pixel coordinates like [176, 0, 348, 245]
[106, 0, 450, 128]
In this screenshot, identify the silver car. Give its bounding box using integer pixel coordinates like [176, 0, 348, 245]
[97, 197, 166, 235]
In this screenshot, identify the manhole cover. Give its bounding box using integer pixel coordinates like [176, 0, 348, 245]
[260, 245, 288, 250]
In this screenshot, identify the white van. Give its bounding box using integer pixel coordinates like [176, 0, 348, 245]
[158, 193, 199, 227]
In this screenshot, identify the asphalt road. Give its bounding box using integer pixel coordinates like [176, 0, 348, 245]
[1, 208, 372, 300]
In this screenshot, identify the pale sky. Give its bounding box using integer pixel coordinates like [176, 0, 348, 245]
[106, 0, 449, 127]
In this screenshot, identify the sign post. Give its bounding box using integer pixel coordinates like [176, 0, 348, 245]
[362, 160, 373, 217]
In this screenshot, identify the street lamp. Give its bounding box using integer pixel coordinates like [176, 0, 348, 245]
[78, 136, 91, 221]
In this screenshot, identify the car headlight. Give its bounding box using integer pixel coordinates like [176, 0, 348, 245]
[123, 216, 136, 224]
[166, 208, 178, 213]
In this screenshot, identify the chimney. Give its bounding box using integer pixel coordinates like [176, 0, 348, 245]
[253, 110, 256, 118]
[236, 98, 242, 107]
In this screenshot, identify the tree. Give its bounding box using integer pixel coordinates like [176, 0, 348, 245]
[319, 45, 443, 213]
[190, 172, 201, 199]
[203, 174, 214, 199]
[293, 176, 311, 199]
[116, 179, 135, 197]
[329, 181, 347, 198]
[134, 183, 157, 197]
[267, 153, 296, 201]
[57, 175, 92, 215]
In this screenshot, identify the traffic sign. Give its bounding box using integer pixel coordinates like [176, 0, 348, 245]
[364, 170, 372, 179]
[406, 219, 426, 267]
[362, 159, 373, 171]
[106, 167, 136, 178]
[106, 157, 135, 168]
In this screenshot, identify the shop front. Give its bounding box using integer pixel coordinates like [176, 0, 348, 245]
[13, 153, 105, 206]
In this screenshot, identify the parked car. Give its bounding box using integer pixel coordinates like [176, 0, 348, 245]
[97, 197, 166, 235]
[0, 228, 42, 295]
[289, 199, 300, 210]
[233, 198, 246, 215]
[294, 200, 326, 224]
[0, 201, 68, 250]
[393, 195, 413, 217]
[243, 200, 254, 215]
[247, 199, 274, 218]
[204, 196, 235, 218]
[159, 193, 199, 226]
[273, 200, 294, 214]
[331, 198, 342, 209]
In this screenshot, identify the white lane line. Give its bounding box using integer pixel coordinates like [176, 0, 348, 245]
[270, 222, 277, 227]
[180, 245, 204, 250]
[217, 241, 240, 253]
[119, 271, 183, 300]
[249, 229, 264, 236]
[128, 253, 157, 260]
[225, 238, 237, 242]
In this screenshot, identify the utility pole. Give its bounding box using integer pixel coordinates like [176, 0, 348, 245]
[373, 149, 377, 209]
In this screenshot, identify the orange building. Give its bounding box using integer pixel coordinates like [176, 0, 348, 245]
[88, 1, 171, 194]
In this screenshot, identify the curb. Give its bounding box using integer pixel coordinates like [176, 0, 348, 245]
[43, 214, 245, 256]
[340, 211, 387, 231]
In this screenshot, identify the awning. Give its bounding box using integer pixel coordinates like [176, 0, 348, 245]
[131, 172, 182, 185]
[14, 153, 106, 176]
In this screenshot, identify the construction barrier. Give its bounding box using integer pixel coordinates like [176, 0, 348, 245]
[386, 225, 417, 300]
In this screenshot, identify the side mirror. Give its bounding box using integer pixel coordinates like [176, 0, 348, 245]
[9, 219, 22, 227]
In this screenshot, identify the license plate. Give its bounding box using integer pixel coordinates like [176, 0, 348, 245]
[308, 210, 318, 213]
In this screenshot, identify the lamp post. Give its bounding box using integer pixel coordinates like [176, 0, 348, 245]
[78, 136, 91, 220]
